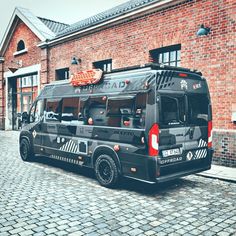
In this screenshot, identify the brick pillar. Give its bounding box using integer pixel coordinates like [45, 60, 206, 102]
[40, 47, 49, 88]
[0, 61, 5, 129]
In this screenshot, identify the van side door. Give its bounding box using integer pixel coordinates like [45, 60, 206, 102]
[41, 98, 62, 156]
[27, 99, 44, 153]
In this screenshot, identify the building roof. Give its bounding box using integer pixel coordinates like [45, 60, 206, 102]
[56, 0, 158, 38]
[38, 17, 69, 34]
[0, 7, 56, 55]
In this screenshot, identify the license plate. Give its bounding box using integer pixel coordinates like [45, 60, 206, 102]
[162, 148, 181, 157]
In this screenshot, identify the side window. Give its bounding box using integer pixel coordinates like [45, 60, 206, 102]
[86, 97, 107, 126]
[45, 99, 62, 122]
[134, 93, 147, 128]
[29, 100, 43, 123]
[161, 95, 185, 125]
[61, 97, 80, 124]
[107, 96, 134, 128]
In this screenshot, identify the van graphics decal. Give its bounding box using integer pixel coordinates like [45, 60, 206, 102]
[193, 139, 208, 160]
[32, 130, 37, 138]
[59, 140, 78, 153]
[50, 155, 81, 165]
[160, 156, 183, 164]
[193, 83, 202, 90]
[180, 80, 188, 90]
[186, 151, 193, 161]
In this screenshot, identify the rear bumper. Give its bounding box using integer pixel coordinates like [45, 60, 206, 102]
[155, 148, 213, 183]
[120, 148, 213, 184]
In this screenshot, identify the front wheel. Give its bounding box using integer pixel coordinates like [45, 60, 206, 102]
[94, 155, 120, 188]
[20, 139, 34, 162]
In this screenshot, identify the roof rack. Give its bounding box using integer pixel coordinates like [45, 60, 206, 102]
[49, 79, 70, 85]
[108, 63, 202, 76]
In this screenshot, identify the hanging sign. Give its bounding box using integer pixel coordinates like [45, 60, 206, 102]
[70, 69, 103, 86]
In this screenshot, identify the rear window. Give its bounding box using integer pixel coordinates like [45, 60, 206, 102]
[160, 94, 209, 126]
[188, 94, 208, 125]
[160, 95, 185, 126]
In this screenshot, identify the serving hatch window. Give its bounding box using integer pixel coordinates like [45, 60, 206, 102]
[61, 97, 79, 123]
[45, 99, 62, 122]
[107, 96, 134, 116]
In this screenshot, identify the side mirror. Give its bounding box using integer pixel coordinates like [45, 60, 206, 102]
[21, 112, 29, 124]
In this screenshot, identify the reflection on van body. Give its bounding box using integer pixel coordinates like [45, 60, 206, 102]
[19, 63, 213, 188]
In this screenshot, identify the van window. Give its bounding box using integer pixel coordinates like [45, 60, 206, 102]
[188, 94, 208, 125]
[45, 99, 61, 122]
[106, 95, 147, 129]
[161, 95, 185, 125]
[87, 97, 107, 126]
[61, 97, 79, 123]
[29, 100, 43, 123]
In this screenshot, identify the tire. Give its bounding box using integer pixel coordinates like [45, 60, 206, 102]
[95, 154, 120, 188]
[20, 138, 34, 162]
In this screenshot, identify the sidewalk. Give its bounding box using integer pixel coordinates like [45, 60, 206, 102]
[197, 164, 236, 183]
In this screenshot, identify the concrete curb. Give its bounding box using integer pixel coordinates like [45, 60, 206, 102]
[196, 165, 236, 183]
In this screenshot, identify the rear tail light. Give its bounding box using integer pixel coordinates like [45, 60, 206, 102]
[208, 120, 213, 148]
[149, 123, 159, 156]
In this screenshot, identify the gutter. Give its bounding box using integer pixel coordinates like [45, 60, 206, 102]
[38, 0, 186, 48]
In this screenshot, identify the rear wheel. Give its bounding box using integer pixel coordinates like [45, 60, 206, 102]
[95, 154, 119, 188]
[20, 139, 34, 162]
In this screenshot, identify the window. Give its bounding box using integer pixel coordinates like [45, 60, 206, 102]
[86, 97, 107, 126]
[29, 100, 44, 123]
[17, 40, 25, 51]
[20, 75, 38, 88]
[160, 95, 185, 126]
[61, 97, 80, 124]
[55, 68, 69, 80]
[106, 94, 147, 128]
[188, 95, 208, 125]
[150, 45, 181, 67]
[45, 99, 62, 122]
[93, 59, 112, 72]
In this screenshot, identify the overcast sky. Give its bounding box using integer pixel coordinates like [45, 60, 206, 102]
[0, 0, 128, 42]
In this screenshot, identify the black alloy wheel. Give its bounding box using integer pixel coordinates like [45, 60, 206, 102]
[20, 139, 34, 161]
[95, 154, 119, 188]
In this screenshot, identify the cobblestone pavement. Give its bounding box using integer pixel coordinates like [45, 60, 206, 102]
[0, 131, 236, 236]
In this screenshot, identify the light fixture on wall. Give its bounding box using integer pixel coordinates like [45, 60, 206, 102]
[71, 57, 82, 65]
[196, 24, 211, 36]
[8, 60, 23, 73]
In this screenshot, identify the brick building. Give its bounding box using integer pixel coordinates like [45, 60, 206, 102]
[0, 0, 235, 166]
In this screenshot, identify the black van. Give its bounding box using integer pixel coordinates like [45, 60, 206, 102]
[19, 63, 213, 187]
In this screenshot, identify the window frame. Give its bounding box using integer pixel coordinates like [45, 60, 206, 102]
[150, 44, 181, 67]
[55, 68, 70, 81]
[93, 59, 112, 72]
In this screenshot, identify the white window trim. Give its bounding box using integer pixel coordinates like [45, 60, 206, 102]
[13, 48, 28, 56]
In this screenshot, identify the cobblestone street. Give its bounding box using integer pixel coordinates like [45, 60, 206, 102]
[0, 131, 235, 236]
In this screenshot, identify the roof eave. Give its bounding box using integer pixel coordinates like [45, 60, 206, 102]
[0, 7, 55, 56]
[38, 0, 186, 48]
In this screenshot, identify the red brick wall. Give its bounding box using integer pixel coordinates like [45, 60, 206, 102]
[0, 19, 42, 129]
[48, 0, 236, 131]
[3, 20, 41, 70]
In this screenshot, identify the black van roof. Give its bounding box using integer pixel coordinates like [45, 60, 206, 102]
[38, 63, 204, 99]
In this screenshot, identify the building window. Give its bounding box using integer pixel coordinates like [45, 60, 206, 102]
[17, 40, 25, 51]
[150, 45, 181, 67]
[55, 68, 69, 80]
[93, 59, 112, 72]
[20, 74, 38, 88]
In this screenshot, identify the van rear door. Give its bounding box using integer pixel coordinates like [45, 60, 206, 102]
[157, 70, 211, 164]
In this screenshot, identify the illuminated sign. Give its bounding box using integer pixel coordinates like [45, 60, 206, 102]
[70, 69, 103, 86]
